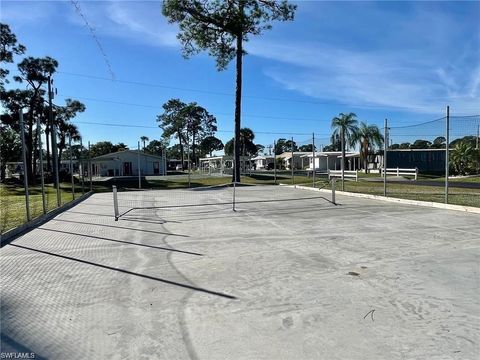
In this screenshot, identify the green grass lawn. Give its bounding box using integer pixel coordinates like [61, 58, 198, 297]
[0, 182, 86, 234]
[338, 179, 480, 208]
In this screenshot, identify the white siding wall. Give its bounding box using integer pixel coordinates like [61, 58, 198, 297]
[92, 151, 166, 177]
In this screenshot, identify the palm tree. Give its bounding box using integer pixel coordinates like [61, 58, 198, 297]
[331, 113, 359, 189]
[351, 122, 383, 173]
[140, 136, 149, 153]
[451, 141, 476, 175]
[57, 121, 81, 163]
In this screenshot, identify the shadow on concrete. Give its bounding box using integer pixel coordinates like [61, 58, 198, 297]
[64, 210, 113, 218]
[37, 228, 201, 256]
[51, 218, 188, 237]
[8, 244, 236, 300]
[157, 201, 342, 223]
[0, 333, 48, 360]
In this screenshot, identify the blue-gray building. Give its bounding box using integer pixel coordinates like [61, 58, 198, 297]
[387, 149, 445, 173]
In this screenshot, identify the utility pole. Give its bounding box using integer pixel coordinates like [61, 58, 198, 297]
[48, 74, 61, 206]
[445, 106, 450, 204]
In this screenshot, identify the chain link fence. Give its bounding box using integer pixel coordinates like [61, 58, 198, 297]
[338, 111, 480, 207]
[1, 114, 92, 234]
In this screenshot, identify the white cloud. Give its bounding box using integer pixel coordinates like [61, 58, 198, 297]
[245, 3, 480, 115]
[65, 1, 179, 48]
[104, 2, 179, 47]
[1, 0, 57, 24]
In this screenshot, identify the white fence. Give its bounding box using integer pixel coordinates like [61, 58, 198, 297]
[381, 167, 418, 180]
[328, 170, 358, 181]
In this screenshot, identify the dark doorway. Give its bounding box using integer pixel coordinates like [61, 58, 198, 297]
[123, 162, 132, 176]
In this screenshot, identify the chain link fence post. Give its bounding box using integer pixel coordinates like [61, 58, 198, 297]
[273, 140, 277, 185]
[291, 136, 294, 185]
[36, 117, 47, 214]
[312, 133, 316, 188]
[445, 106, 450, 204]
[384, 118, 388, 197]
[19, 111, 31, 221]
[80, 139, 85, 195]
[88, 141, 92, 192]
[69, 136, 75, 200]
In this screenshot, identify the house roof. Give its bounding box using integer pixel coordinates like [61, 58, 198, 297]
[251, 155, 274, 160]
[199, 155, 251, 161]
[278, 151, 311, 159]
[92, 150, 164, 161]
[303, 151, 359, 158]
[387, 148, 448, 152]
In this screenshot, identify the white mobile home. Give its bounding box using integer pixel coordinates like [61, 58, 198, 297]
[199, 155, 253, 175]
[303, 151, 360, 171]
[251, 155, 275, 170]
[277, 152, 311, 170]
[91, 150, 166, 177]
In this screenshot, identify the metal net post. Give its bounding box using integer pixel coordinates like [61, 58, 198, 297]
[113, 185, 119, 220]
[331, 178, 336, 205]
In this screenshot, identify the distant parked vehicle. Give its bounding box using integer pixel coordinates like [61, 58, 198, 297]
[176, 164, 183, 171]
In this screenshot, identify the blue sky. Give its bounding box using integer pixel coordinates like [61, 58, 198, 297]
[2, 0, 479, 151]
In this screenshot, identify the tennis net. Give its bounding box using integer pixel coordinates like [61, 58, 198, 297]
[112, 180, 336, 221]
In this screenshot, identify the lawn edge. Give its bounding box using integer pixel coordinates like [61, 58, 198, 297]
[290, 185, 480, 214]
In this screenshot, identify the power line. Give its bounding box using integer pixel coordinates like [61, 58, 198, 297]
[71, 120, 331, 136]
[69, 1, 115, 80]
[55, 93, 328, 122]
[54, 70, 479, 112]
[55, 93, 479, 126]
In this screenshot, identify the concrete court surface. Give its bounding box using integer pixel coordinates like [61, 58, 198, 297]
[0, 186, 479, 360]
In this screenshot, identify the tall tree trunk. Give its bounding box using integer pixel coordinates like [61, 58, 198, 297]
[233, 31, 243, 183]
